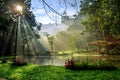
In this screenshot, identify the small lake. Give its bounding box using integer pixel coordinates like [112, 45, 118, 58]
[26, 54, 116, 66]
[26, 56, 71, 66]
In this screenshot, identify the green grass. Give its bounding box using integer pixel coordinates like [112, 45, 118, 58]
[0, 63, 120, 80]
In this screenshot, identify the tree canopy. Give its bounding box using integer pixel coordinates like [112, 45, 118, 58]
[0, 0, 37, 56]
[80, 0, 120, 40]
[1, 0, 120, 56]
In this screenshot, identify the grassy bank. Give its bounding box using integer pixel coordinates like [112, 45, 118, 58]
[0, 63, 120, 80]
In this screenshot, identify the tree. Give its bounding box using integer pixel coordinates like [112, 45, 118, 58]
[0, 0, 37, 56]
[79, 0, 120, 54]
[0, 0, 79, 56]
[80, 0, 120, 40]
[44, 33, 54, 52]
[38, 0, 79, 23]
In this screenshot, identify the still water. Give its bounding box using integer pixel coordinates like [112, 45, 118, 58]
[26, 54, 104, 66]
[26, 56, 71, 66]
[26, 54, 120, 66]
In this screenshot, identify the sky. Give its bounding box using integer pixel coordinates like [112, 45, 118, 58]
[31, 0, 80, 24]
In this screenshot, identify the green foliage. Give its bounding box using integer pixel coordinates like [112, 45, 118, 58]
[106, 44, 120, 55]
[74, 60, 117, 70]
[37, 23, 42, 31]
[0, 63, 120, 80]
[1, 59, 7, 63]
[0, 0, 37, 56]
[55, 31, 77, 50]
[80, 0, 120, 40]
[35, 33, 40, 38]
[55, 30, 92, 51]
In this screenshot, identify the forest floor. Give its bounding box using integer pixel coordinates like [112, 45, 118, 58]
[0, 63, 120, 80]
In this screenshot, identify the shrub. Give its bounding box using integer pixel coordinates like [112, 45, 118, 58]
[12, 57, 27, 66]
[64, 58, 118, 70]
[98, 60, 117, 70]
[64, 58, 74, 69]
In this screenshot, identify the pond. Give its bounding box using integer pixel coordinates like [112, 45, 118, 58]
[1, 54, 120, 66]
[26, 56, 71, 66]
[26, 54, 105, 66]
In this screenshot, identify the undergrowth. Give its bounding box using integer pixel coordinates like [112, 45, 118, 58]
[0, 63, 120, 80]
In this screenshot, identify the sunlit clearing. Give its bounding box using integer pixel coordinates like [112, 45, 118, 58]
[16, 5, 23, 12]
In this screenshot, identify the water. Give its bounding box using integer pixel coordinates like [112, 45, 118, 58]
[25, 54, 101, 66]
[26, 56, 71, 66]
[26, 55, 120, 66]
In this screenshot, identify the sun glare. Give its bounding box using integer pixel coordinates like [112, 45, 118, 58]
[16, 5, 23, 12]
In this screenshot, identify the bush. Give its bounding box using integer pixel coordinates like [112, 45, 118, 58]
[64, 58, 74, 69]
[12, 57, 27, 66]
[64, 58, 118, 70]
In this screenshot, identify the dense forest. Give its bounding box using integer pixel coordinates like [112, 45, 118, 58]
[0, 0, 41, 56]
[0, 1, 120, 80]
[57, 0, 120, 54]
[79, 0, 120, 54]
[0, 0, 120, 56]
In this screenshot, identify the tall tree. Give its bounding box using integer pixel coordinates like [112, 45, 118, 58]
[0, 0, 37, 56]
[80, 0, 120, 41]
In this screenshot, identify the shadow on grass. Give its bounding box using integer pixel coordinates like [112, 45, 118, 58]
[66, 63, 119, 71]
[68, 66, 118, 71]
[65, 60, 119, 71]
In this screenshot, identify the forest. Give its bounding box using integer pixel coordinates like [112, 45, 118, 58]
[0, 0, 120, 80]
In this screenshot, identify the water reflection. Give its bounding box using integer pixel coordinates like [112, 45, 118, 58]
[26, 55, 120, 66]
[26, 56, 72, 66]
[26, 55, 101, 66]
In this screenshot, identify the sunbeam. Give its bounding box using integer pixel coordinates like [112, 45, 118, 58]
[22, 16, 47, 55]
